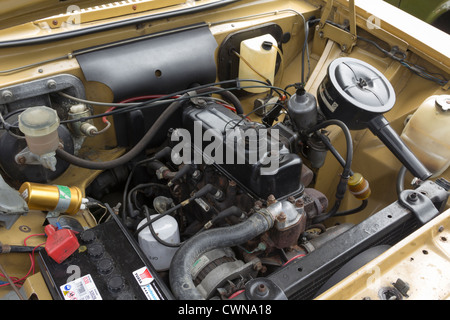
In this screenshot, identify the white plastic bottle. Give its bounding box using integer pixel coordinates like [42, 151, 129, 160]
[137, 214, 180, 271]
[238, 34, 278, 93]
[401, 95, 450, 177]
[18, 106, 60, 156]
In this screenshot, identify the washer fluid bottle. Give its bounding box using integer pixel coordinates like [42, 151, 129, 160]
[401, 95, 450, 178]
[238, 34, 278, 93]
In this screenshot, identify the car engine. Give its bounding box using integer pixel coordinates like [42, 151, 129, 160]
[0, 12, 448, 301]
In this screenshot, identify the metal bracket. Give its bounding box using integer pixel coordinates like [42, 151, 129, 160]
[398, 190, 439, 226]
[244, 278, 288, 300]
[317, 0, 357, 53]
[15, 146, 58, 172]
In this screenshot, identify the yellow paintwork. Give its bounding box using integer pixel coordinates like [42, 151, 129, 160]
[0, 0, 448, 300]
[316, 208, 450, 300]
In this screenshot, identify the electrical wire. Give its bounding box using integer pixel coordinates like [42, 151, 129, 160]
[133, 184, 218, 235]
[142, 205, 184, 248]
[396, 165, 408, 196]
[305, 120, 354, 224]
[121, 147, 172, 223]
[0, 80, 289, 134]
[309, 19, 448, 87]
[56, 81, 278, 125]
[127, 182, 170, 218]
[0, 262, 25, 299]
[0, 234, 46, 289]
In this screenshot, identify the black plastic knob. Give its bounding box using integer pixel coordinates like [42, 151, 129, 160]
[87, 243, 104, 259]
[97, 258, 114, 275]
[80, 229, 96, 243]
[107, 275, 125, 293]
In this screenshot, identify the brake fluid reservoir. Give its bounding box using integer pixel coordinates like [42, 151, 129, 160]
[401, 95, 450, 177]
[18, 106, 60, 155]
[238, 34, 278, 93]
[137, 214, 180, 271]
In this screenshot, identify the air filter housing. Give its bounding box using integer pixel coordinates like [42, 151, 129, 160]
[316, 57, 431, 181]
[317, 57, 395, 130]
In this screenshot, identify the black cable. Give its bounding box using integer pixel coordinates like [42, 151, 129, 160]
[0, 80, 289, 133]
[333, 199, 368, 217]
[308, 19, 448, 87]
[133, 184, 218, 235]
[396, 165, 407, 196]
[55, 96, 188, 170]
[305, 119, 353, 180]
[55, 80, 292, 171]
[229, 101, 286, 129]
[305, 120, 353, 224]
[121, 146, 172, 223]
[127, 182, 170, 218]
[317, 131, 354, 176]
[134, 202, 182, 236]
[0, 245, 44, 253]
[142, 205, 182, 248]
[57, 79, 289, 125]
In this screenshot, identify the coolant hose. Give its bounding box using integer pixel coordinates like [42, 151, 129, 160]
[55, 95, 188, 170]
[169, 209, 276, 300]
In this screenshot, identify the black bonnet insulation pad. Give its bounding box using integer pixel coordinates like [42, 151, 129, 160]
[76, 25, 218, 101]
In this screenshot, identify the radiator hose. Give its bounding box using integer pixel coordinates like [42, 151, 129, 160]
[169, 202, 286, 300]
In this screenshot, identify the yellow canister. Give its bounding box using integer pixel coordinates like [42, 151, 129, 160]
[19, 182, 85, 215]
[347, 173, 371, 201]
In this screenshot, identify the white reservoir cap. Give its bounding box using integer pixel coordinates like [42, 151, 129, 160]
[19, 106, 60, 137]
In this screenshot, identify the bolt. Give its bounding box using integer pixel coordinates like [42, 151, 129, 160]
[1, 90, 13, 101]
[267, 194, 276, 205]
[407, 192, 418, 203]
[277, 212, 287, 223]
[52, 20, 58, 26]
[257, 283, 267, 294]
[17, 156, 26, 165]
[47, 80, 57, 89]
[393, 278, 409, 298]
[295, 198, 304, 208]
[438, 225, 444, 232]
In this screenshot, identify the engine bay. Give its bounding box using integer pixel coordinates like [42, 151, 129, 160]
[0, 0, 449, 301]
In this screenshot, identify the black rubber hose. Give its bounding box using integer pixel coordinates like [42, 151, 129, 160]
[211, 206, 242, 225]
[305, 119, 353, 224]
[55, 95, 188, 170]
[169, 211, 273, 300]
[196, 87, 244, 115]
